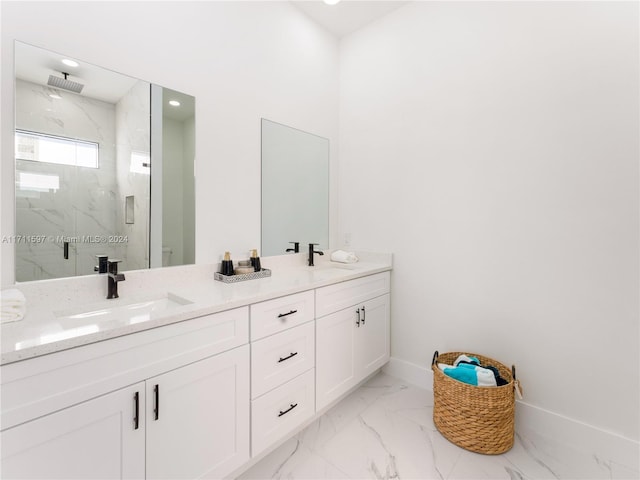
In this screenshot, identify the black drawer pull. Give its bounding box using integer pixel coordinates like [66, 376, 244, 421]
[133, 392, 139, 430]
[278, 403, 298, 417]
[356, 308, 361, 327]
[278, 352, 298, 363]
[154, 384, 159, 420]
[361, 305, 366, 325]
[277, 310, 298, 318]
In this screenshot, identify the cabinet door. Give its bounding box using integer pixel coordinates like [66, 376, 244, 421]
[145, 345, 250, 480]
[1, 383, 145, 480]
[357, 294, 390, 378]
[316, 307, 358, 411]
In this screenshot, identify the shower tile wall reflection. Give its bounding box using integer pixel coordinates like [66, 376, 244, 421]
[114, 80, 151, 272]
[14, 78, 150, 281]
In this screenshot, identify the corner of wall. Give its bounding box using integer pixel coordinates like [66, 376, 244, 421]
[382, 356, 640, 470]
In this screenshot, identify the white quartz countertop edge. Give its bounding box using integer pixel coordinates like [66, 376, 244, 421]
[1, 255, 391, 365]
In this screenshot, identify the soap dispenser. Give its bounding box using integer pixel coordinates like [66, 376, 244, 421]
[220, 251, 234, 276]
[250, 249, 261, 272]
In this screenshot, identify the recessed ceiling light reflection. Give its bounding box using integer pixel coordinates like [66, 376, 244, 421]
[62, 59, 79, 68]
[169, 100, 181, 107]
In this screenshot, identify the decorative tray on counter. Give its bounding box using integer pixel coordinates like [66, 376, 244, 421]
[214, 268, 272, 283]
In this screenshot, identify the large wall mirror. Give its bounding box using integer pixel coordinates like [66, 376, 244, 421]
[14, 42, 195, 281]
[261, 119, 329, 256]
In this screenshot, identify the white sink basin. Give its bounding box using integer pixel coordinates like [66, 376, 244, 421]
[306, 263, 359, 280]
[12, 293, 194, 352]
[54, 292, 193, 324]
[311, 262, 358, 271]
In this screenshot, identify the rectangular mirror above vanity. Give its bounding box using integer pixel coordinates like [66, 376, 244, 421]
[261, 119, 329, 257]
[13, 42, 196, 281]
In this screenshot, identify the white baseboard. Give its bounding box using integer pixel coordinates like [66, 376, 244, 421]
[382, 355, 433, 390]
[382, 356, 639, 470]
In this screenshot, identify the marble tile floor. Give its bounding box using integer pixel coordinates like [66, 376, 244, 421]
[238, 373, 639, 480]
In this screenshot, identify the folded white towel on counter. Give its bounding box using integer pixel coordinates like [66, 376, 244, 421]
[330, 250, 358, 264]
[1, 288, 26, 324]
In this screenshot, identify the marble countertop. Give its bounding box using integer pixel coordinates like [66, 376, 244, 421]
[1, 251, 392, 365]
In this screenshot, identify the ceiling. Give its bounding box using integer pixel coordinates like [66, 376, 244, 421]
[291, 1, 410, 38]
[15, 2, 408, 109]
[15, 42, 194, 121]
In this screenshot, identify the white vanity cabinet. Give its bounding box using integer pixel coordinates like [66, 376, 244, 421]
[1, 347, 250, 480]
[1, 262, 393, 479]
[315, 272, 391, 411]
[1, 307, 250, 480]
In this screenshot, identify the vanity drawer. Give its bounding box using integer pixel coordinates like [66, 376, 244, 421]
[316, 271, 390, 318]
[250, 291, 314, 341]
[251, 322, 315, 399]
[251, 369, 315, 456]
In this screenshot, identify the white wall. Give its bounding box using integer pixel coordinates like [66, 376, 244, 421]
[339, 2, 639, 441]
[0, 1, 339, 284]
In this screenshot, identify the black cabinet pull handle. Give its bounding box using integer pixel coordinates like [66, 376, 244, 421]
[278, 403, 298, 417]
[63, 241, 69, 260]
[356, 308, 361, 327]
[278, 309, 298, 318]
[361, 305, 366, 325]
[133, 392, 139, 430]
[154, 384, 159, 420]
[278, 352, 298, 363]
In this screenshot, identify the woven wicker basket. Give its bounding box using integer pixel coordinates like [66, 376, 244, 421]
[432, 351, 521, 455]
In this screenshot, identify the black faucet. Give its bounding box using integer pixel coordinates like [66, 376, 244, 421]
[308, 243, 324, 267]
[286, 242, 300, 253]
[107, 259, 125, 299]
[94, 254, 108, 274]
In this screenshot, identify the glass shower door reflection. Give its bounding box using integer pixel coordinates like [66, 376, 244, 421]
[15, 158, 78, 281]
[14, 127, 131, 281]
